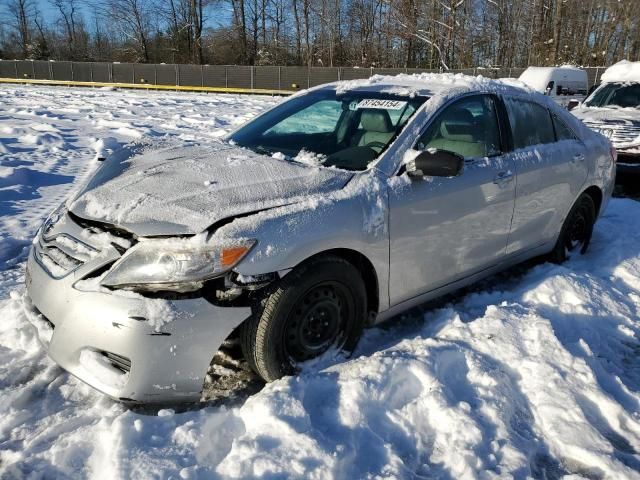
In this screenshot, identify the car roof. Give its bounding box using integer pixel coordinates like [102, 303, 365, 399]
[315, 72, 535, 99]
[601, 60, 640, 84]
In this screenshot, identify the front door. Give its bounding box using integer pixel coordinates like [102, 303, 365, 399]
[388, 94, 516, 306]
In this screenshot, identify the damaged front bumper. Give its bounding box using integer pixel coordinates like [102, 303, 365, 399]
[25, 237, 251, 404]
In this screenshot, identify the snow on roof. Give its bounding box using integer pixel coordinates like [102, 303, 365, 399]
[601, 60, 640, 83]
[328, 72, 534, 98]
[517, 66, 587, 92]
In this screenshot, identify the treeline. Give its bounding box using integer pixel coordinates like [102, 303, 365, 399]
[1, 0, 639, 69]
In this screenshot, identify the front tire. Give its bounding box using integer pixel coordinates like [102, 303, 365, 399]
[549, 193, 596, 264]
[241, 255, 367, 382]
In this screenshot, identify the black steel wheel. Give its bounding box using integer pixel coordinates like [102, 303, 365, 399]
[283, 281, 355, 363]
[550, 193, 596, 263]
[241, 256, 367, 382]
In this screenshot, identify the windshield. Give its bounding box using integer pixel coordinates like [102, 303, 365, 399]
[229, 90, 425, 171]
[585, 82, 640, 108]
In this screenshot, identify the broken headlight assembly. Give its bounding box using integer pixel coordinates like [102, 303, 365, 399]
[100, 238, 256, 292]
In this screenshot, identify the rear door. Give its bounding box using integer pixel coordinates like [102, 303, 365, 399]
[388, 94, 516, 306]
[502, 97, 589, 254]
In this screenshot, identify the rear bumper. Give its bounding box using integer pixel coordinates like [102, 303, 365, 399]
[25, 248, 251, 403]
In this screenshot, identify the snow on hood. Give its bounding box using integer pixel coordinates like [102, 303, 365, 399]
[70, 144, 352, 236]
[573, 105, 640, 124]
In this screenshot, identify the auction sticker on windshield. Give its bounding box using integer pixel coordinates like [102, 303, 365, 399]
[355, 99, 407, 110]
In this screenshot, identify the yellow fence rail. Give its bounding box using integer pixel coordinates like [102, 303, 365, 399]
[0, 77, 294, 96]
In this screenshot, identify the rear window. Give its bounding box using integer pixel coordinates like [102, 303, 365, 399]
[504, 98, 555, 149]
[552, 115, 577, 141]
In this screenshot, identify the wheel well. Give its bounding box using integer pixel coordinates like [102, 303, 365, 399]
[301, 249, 379, 318]
[583, 185, 603, 217]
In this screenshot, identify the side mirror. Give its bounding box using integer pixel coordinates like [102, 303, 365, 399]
[406, 149, 464, 178]
[567, 99, 581, 111]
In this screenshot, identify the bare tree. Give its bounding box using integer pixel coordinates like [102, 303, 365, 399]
[3, 0, 36, 58]
[2, 0, 640, 67]
[100, 0, 154, 62]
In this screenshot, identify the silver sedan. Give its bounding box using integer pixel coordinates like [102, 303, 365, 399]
[25, 74, 616, 403]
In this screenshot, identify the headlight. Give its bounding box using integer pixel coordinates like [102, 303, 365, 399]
[100, 238, 256, 291]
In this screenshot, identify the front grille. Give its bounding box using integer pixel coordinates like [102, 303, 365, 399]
[583, 121, 640, 146]
[34, 212, 134, 279]
[102, 351, 132, 373]
[34, 233, 98, 278]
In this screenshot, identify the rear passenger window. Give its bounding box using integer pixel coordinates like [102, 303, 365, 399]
[504, 98, 555, 149]
[416, 95, 502, 159]
[552, 115, 577, 141]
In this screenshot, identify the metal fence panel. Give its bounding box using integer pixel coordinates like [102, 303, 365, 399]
[33, 61, 51, 79]
[91, 63, 110, 82]
[112, 63, 134, 83]
[309, 67, 338, 86]
[0, 61, 16, 77]
[340, 67, 371, 80]
[202, 65, 226, 87]
[406, 68, 439, 75]
[254, 66, 280, 90]
[16, 61, 34, 78]
[509, 68, 526, 79]
[179, 64, 202, 86]
[585, 67, 604, 88]
[134, 64, 156, 84]
[72, 62, 92, 82]
[0, 60, 614, 93]
[372, 68, 405, 78]
[156, 64, 177, 85]
[51, 61, 73, 80]
[280, 66, 308, 89]
[226, 66, 252, 88]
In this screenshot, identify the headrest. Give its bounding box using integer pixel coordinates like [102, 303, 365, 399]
[359, 109, 394, 133]
[440, 108, 476, 140]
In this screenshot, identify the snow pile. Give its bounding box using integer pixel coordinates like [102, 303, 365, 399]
[1, 84, 640, 479]
[2, 198, 640, 478]
[335, 71, 538, 100]
[0, 84, 278, 265]
[601, 60, 640, 83]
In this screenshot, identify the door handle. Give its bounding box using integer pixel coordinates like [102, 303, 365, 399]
[493, 171, 514, 184]
[572, 153, 585, 163]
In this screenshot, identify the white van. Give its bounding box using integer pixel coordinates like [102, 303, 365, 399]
[518, 66, 589, 107]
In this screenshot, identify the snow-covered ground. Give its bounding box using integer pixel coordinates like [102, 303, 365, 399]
[2, 84, 640, 479]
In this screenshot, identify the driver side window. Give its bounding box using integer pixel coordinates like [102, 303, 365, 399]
[416, 95, 502, 159]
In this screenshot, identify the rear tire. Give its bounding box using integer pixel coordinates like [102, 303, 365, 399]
[549, 193, 596, 264]
[241, 255, 367, 382]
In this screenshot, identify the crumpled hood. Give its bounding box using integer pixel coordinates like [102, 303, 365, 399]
[70, 144, 352, 236]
